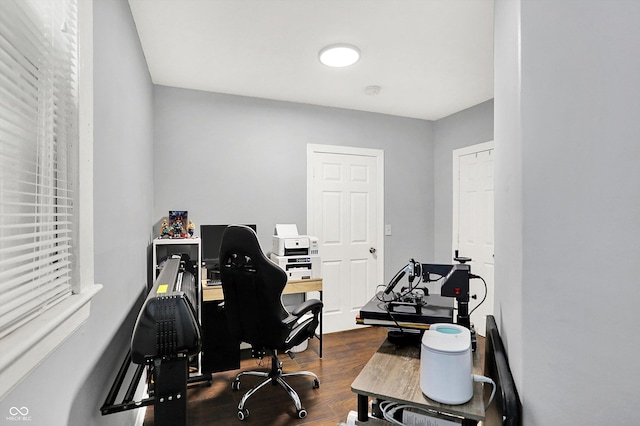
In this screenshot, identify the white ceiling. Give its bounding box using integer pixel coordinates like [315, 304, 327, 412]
[128, 0, 494, 121]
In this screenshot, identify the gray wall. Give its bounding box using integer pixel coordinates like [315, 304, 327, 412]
[0, 0, 154, 425]
[433, 99, 494, 263]
[493, 0, 524, 399]
[495, 0, 640, 424]
[153, 87, 435, 283]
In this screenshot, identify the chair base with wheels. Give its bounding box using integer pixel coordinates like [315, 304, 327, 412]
[232, 349, 320, 421]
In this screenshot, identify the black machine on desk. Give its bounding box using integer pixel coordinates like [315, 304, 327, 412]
[101, 255, 208, 426]
[359, 254, 484, 347]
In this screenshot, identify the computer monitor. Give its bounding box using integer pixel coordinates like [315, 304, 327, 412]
[201, 224, 257, 271]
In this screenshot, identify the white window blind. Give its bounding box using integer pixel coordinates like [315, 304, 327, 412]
[0, 0, 78, 339]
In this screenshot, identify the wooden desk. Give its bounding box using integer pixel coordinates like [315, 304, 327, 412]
[201, 277, 323, 357]
[202, 277, 322, 302]
[351, 339, 485, 425]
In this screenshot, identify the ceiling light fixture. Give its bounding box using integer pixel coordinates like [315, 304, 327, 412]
[319, 44, 360, 68]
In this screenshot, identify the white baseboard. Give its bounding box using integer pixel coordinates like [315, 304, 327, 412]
[134, 407, 147, 426]
[134, 368, 148, 426]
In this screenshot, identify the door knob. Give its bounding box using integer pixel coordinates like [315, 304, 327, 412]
[369, 247, 376, 254]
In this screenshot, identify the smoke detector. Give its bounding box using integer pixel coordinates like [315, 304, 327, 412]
[365, 85, 381, 95]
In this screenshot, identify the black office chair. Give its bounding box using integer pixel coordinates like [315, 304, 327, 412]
[219, 225, 323, 421]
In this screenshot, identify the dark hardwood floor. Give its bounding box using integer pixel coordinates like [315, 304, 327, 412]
[144, 326, 388, 426]
[143, 326, 485, 426]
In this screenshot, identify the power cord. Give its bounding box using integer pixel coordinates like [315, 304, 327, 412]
[468, 274, 487, 317]
[473, 374, 496, 409]
[376, 375, 496, 425]
[379, 400, 462, 425]
[379, 400, 413, 425]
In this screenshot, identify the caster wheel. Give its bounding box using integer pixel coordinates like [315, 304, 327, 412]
[312, 379, 320, 389]
[297, 408, 308, 419]
[237, 408, 249, 420]
[232, 380, 240, 391]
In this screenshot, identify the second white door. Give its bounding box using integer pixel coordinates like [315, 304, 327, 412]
[453, 141, 494, 336]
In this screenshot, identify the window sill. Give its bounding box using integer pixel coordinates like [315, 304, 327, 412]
[0, 283, 103, 400]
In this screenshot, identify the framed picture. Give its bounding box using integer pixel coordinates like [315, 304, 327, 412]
[169, 210, 188, 238]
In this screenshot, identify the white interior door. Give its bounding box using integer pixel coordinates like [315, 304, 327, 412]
[453, 141, 494, 336]
[307, 144, 384, 333]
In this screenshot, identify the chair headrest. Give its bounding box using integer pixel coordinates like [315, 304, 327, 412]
[220, 225, 264, 261]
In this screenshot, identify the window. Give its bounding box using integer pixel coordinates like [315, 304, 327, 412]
[0, 0, 100, 399]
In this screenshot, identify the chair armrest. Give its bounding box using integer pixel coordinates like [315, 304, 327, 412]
[290, 299, 323, 318]
[282, 315, 298, 327]
[283, 299, 323, 328]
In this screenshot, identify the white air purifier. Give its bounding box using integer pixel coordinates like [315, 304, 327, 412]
[420, 323, 473, 405]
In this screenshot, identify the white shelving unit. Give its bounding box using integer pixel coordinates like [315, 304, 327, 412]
[152, 237, 202, 284]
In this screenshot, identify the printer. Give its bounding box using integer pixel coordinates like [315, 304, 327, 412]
[270, 224, 321, 280]
[272, 224, 319, 256]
